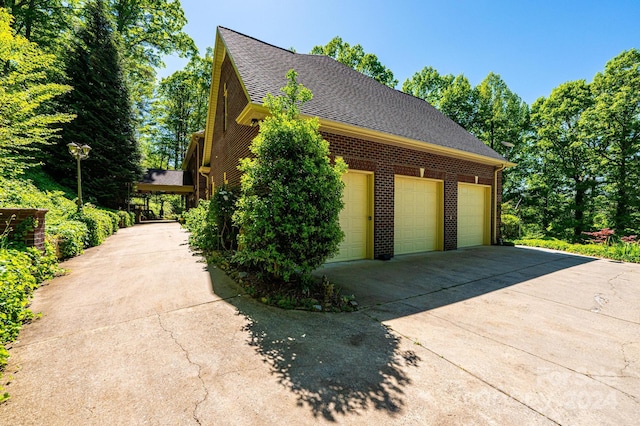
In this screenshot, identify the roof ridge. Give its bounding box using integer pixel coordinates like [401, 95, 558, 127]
[217, 26, 295, 57]
[217, 26, 506, 163]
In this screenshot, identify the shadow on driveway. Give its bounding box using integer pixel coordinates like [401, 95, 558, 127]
[205, 245, 601, 422]
[314, 246, 597, 322]
[207, 266, 422, 422]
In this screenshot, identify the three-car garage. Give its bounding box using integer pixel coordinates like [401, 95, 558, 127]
[332, 172, 491, 262]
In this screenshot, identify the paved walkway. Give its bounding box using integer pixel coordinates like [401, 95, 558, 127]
[1, 222, 639, 425]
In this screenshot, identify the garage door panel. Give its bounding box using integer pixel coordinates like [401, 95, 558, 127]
[458, 183, 489, 248]
[394, 176, 442, 255]
[330, 172, 371, 262]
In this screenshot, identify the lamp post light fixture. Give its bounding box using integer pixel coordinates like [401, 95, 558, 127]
[67, 142, 92, 212]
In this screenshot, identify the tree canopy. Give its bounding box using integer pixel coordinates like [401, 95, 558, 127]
[588, 49, 640, 233]
[141, 49, 212, 170]
[109, 0, 196, 114]
[528, 80, 596, 236]
[311, 36, 398, 88]
[45, 0, 141, 208]
[0, 8, 74, 176]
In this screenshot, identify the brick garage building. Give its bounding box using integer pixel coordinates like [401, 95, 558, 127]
[184, 27, 514, 260]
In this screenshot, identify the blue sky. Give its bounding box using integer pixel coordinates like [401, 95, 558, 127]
[160, 0, 640, 105]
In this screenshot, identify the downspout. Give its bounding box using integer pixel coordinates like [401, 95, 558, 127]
[493, 164, 506, 244]
[199, 169, 210, 200]
[196, 140, 210, 200]
[195, 140, 200, 203]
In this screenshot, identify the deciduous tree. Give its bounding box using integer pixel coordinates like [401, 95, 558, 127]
[311, 37, 397, 88]
[530, 80, 597, 237]
[109, 0, 196, 113]
[587, 49, 640, 233]
[402, 66, 475, 129]
[0, 9, 73, 176]
[140, 49, 212, 169]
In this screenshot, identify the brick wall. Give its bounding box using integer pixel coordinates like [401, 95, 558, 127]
[209, 55, 259, 188]
[206, 56, 504, 258]
[324, 132, 499, 257]
[0, 208, 48, 252]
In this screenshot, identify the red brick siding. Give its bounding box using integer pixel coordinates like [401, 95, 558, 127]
[209, 56, 259, 188]
[205, 56, 504, 256]
[323, 132, 499, 256]
[0, 208, 48, 252]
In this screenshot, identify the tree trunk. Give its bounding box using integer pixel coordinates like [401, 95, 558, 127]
[615, 157, 628, 231]
[574, 182, 586, 237]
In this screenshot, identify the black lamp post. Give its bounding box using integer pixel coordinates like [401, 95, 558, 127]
[67, 142, 92, 212]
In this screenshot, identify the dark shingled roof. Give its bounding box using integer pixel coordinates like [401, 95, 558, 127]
[139, 169, 193, 186]
[218, 27, 506, 162]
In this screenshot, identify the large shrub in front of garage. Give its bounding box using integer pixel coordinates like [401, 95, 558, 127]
[234, 70, 346, 282]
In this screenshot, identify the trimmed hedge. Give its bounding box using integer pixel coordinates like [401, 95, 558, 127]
[117, 210, 135, 228]
[48, 220, 88, 259]
[514, 238, 640, 263]
[73, 207, 118, 247]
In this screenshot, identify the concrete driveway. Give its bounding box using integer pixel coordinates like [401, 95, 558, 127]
[1, 222, 638, 425]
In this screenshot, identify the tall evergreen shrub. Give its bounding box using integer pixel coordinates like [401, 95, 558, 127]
[234, 70, 346, 282]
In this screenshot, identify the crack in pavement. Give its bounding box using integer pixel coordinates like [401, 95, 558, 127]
[608, 270, 627, 299]
[372, 316, 562, 425]
[358, 310, 562, 423]
[156, 314, 208, 426]
[425, 311, 640, 405]
[620, 342, 633, 377]
[508, 288, 640, 326]
[15, 297, 241, 350]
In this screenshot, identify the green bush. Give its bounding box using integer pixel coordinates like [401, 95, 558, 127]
[106, 210, 120, 233]
[182, 200, 217, 252]
[25, 242, 60, 283]
[234, 70, 346, 282]
[73, 207, 117, 247]
[116, 210, 135, 228]
[211, 185, 239, 250]
[501, 213, 521, 240]
[49, 220, 88, 259]
[0, 249, 38, 369]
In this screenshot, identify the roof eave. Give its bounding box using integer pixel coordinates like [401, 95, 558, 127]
[236, 102, 516, 168]
[200, 28, 252, 169]
[134, 184, 194, 194]
[182, 131, 205, 171]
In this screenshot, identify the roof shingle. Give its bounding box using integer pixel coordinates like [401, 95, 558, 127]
[218, 27, 506, 162]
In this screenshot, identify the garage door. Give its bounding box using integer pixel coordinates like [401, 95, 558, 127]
[330, 171, 372, 262]
[457, 183, 490, 248]
[394, 176, 442, 255]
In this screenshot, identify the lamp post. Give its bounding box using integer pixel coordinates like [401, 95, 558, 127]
[67, 142, 92, 212]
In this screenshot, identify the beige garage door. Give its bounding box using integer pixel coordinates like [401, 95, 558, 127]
[457, 183, 490, 248]
[330, 171, 371, 262]
[394, 176, 442, 255]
